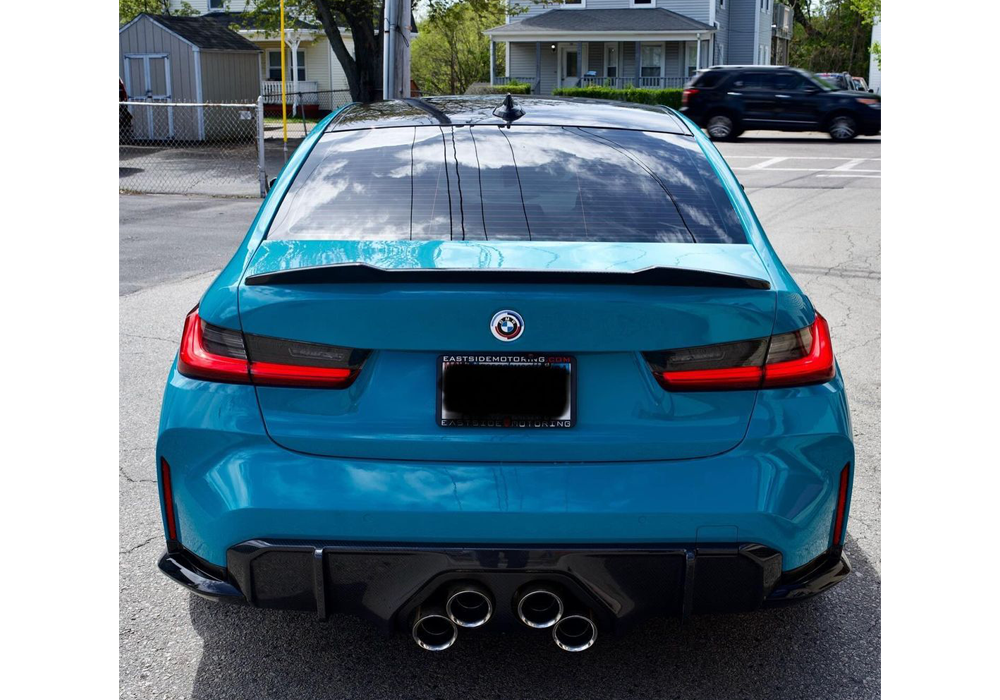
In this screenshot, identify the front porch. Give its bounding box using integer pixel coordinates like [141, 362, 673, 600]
[484, 9, 715, 96]
[494, 40, 709, 96]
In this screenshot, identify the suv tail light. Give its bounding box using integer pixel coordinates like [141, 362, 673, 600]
[643, 313, 835, 391]
[177, 308, 369, 389]
[682, 88, 699, 106]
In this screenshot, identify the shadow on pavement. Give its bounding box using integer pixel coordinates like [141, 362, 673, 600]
[188, 538, 879, 700]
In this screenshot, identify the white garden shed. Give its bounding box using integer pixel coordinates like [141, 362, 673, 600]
[119, 13, 261, 141]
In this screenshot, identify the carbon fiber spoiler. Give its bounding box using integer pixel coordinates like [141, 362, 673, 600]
[244, 263, 770, 290]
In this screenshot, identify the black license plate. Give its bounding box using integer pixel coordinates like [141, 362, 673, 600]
[438, 354, 576, 428]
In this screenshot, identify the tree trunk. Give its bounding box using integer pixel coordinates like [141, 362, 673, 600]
[314, 1, 383, 103]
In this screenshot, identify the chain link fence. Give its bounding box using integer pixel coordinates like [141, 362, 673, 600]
[261, 89, 353, 141]
[119, 99, 265, 197]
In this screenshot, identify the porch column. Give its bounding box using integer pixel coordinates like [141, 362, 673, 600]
[577, 40, 583, 86]
[695, 33, 701, 73]
[635, 41, 642, 86]
[535, 42, 541, 93]
[289, 35, 301, 117]
[490, 40, 496, 85]
[618, 41, 623, 87]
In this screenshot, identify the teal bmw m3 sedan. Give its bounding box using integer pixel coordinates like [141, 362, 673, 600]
[156, 96, 853, 652]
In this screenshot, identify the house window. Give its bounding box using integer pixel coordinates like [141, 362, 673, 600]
[685, 43, 699, 76]
[640, 44, 663, 77]
[268, 50, 306, 81]
[562, 0, 585, 6]
[631, 0, 655, 7]
[209, 0, 224, 9]
[604, 43, 618, 78]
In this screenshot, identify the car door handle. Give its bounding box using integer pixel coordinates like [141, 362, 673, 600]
[776, 94, 791, 99]
[727, 92, 742, 96]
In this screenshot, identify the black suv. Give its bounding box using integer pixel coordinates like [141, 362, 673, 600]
[680, 66, 881, 141]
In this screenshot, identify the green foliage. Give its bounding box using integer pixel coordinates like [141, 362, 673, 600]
[119, 0, 197, 24]
[411, 1, 507, 96]
[787, 0, 875, 77]
[849, 0, 880, 69]
[466, 81, 531, 95]
[552, 86, 683, 109]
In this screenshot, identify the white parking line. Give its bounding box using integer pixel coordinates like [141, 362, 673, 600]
[747, 157, 789, 169]
[832, 158, 866, 171]
[725, 156, 881, 161]
[727, 155, 881, 178]
[732, 167, 881, 172]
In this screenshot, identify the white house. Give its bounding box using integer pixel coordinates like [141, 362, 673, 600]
[485, 0, 780, 95]
[166, 0, 354, 114]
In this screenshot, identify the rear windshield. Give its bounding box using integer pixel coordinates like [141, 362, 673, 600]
[690, 71, 727, 88]
[267, 125, 746, 244]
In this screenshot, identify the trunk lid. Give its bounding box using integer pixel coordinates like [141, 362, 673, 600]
[238, 240, 776, 462]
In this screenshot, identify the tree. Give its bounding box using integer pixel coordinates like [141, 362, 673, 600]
[787, 0, 874, 78]
[850, 0, 880, 69]
[119, 0, 197, 24]
[248, 0, 389, 103]
[411, 0, 507, 95]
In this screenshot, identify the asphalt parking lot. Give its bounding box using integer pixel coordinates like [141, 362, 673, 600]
[120, 132, 880, 699]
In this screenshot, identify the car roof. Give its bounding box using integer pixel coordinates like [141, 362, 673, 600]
[327, 96, 691, 135]
[705, 65, 790, 70]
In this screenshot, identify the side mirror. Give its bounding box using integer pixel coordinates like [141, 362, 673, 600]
[803, 85, 819, 94]
[869, 88, 874, 93]
[267, 177, 278, 192]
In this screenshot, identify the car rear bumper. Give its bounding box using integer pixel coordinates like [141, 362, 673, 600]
[157, 363, 854, 572]
[158, 541, 850, 630]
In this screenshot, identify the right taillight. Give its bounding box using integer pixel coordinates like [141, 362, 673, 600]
[643, 312, 836, 391]
[177, 307, 369, 389]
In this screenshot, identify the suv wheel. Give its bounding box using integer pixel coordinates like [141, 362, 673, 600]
[828, 115, 858, 141]
[706, 114, 737, 141]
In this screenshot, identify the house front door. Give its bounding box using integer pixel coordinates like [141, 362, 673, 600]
[559, 46, 579, 89]
[123, 53, 173, 140]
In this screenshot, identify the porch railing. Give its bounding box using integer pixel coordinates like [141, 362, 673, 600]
[579, 76, 689, 90]
[262, 80, 321, 104]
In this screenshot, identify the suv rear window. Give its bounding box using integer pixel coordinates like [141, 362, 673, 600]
[267, 126, 746, 244]
[689, 71, 726, 88]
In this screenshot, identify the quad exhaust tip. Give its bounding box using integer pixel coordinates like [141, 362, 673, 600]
[552, 612, 598, 652]
[412, 606, 459, 651]
[446, 584, 494, 628]
[516, 584, 565, 629]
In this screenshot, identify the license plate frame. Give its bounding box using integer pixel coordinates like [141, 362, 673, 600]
[437, 353, 576, 429]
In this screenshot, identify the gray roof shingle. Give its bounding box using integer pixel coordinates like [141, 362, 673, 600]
[202, 11, 320, 32]
[142, 14, 261, 51]
[487, 8, 715, 35]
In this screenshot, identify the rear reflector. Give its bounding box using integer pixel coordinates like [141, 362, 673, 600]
[160, 458, 178, 541]
[643, 313, 836, 391]
[832, 465, 850, 546]
[176, 308, 369, 389]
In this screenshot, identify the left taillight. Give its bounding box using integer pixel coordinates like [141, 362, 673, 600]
[177, 307, 368, 389]
[643, 313, 836, 391]
[681, 88, 699, 106]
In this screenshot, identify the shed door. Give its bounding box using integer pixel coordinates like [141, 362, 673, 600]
[123, 54, 173, 140]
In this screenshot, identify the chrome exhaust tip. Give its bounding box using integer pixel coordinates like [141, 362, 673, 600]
[552, 612, 598, 652]
[515, 584, 565, 629]
[446, 583, 494, 628]
[411, 606, 458, 651]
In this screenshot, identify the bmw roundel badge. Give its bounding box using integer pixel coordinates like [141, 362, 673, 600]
[490, 310, 524, 342]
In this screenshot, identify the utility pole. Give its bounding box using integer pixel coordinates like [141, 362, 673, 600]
[382, 0, 411, 100]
